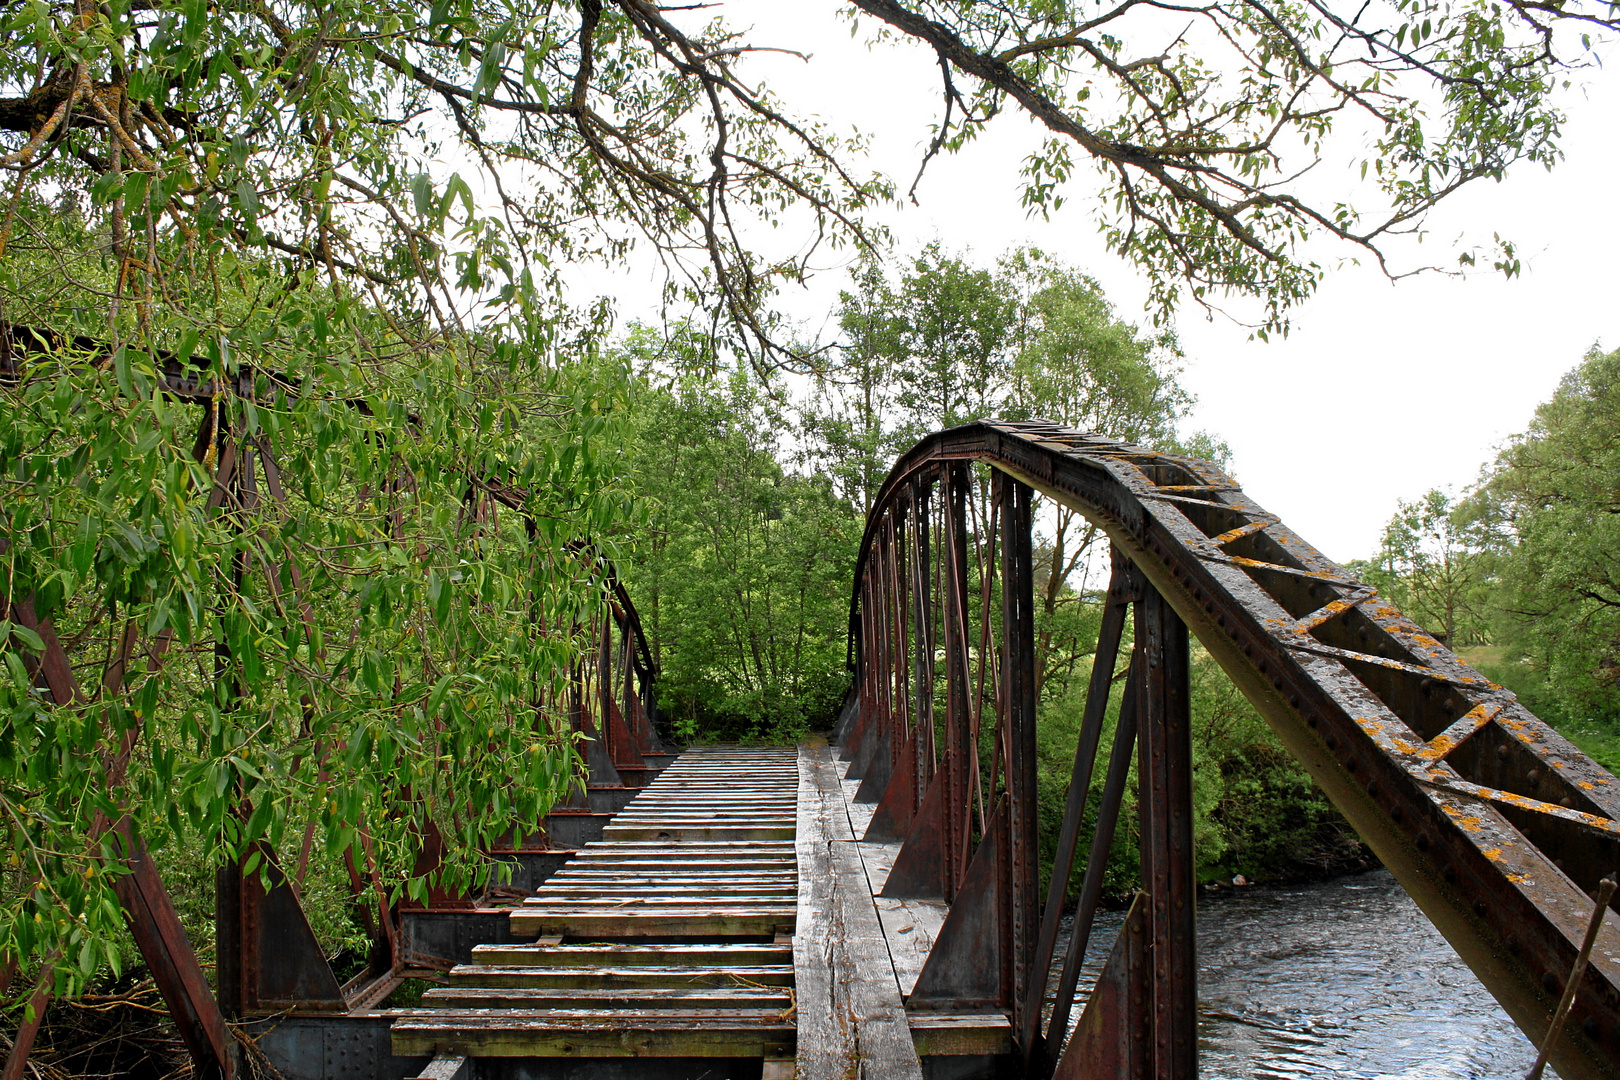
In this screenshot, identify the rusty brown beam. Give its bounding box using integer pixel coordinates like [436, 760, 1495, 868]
[846, 419, 1620, 1080]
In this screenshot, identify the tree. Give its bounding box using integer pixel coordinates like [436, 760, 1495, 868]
[0, 0, 882, 1013]
[614, 324, 860, 737]
[809, 245, 1222, 700]
[0, 314, 634, 1006]
[1467, 346, 1620, 721]
[1356, 488, 1492, 647]
[845, 0, 1615, 334]
[0, 0, 884, 363]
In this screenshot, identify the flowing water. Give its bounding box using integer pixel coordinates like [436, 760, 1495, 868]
[1053, 869, 1554, 1078]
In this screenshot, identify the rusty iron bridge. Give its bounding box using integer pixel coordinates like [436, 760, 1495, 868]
[7, 366, 1620, 1080]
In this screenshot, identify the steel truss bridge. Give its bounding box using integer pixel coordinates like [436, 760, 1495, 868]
[3, 332, 1618, 1080]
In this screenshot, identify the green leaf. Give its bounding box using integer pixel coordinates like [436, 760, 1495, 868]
[9, 623, 45, 652]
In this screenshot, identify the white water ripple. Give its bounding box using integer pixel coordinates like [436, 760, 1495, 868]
[1047, 869, 1555, 1078]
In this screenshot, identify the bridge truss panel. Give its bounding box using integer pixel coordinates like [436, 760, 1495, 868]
[843, 419, 1620, 1080]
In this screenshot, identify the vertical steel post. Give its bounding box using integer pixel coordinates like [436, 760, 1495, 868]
[942, 463, 972, 900]
[1136, 578, 1196, 1078]
[1022, 554, 1133, 1065]
[909, 476, 934, 815]
[1000, 475, 1039, 1041]
[887, 506, 908, 782]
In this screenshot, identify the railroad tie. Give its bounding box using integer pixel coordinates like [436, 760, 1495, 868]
[392, 745, 800, 1066]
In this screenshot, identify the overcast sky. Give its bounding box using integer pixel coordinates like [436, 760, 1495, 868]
[595, 0, 1619, 565]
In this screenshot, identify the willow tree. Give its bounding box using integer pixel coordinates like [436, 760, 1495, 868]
[0, 0, 882, 1032]
[848, 0, 1615, 334]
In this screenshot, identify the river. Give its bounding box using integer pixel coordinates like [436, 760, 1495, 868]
[1055, 868, 1554, 1078]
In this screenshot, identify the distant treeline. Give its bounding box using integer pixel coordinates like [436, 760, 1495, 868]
[609, 245, 1376, 896]
[1349, 345, 1620, 772]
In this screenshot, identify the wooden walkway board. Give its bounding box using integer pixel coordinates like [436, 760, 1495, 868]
[794, 741, 928, 1080]
[395, 745, 802, 1062]
[390, 742, 1009, 1074]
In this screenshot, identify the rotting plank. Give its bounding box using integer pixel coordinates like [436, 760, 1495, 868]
[420, 986, 793, 1010]
[602, 826, 796, 841]
[508, 907, 795, 939]
[392, 744, 808, 1068]
[907, 1013, 1014, 1057]
[859, 839, 949, 997]
[795, 741, 925, 1080]
[468, 942, 793, 967]
[390, 1009, 795, 1058]
[444, 964, 794, 989]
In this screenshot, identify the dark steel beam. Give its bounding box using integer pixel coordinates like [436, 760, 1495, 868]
[1000, 475, 1041, 1050]
[1136, 575, 1196, 1078]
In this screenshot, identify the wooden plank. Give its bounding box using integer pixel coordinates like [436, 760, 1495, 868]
[520, 894, 796, 907]
[391, 1010, 795, 1058]
[908, 1013, 1014, 1057]
[860, 839, 950, 997]
[566, 854, 797, 863]
[535, 889, 797, 901]
[405, 1051, 470, 1080]
[537, 883, 797, 894]
[469, 942, 792, 967]
[601, 826, 796, 841]
[390, 743, 811, 1067]
[794, 742, 925, 1080]
[572, 843, 796, 855]
[547, 871, 798, 881]
[445, 964, 794, 989]
[508, 909, 795, 938]
[607, 821, 798, 829]
[421, 986, 793, 1010]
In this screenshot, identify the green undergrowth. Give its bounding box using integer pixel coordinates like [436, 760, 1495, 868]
[1034, 646, 1372, 904]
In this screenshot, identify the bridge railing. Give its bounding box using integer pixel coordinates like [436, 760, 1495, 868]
[839, 419, 1620, 1080]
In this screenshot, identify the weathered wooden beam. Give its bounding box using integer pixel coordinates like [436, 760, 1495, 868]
[794, 743, 926, 1080]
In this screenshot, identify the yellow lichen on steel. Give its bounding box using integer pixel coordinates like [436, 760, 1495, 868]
[1483, 848, 1504, 861]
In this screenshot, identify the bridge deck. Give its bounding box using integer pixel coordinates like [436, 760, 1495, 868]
[389, 744, 1011, 1078]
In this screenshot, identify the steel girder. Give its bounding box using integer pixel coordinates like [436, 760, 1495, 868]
[846, 418, 1620, 1080]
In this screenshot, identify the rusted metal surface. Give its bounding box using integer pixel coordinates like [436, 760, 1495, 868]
[217, 845, 347, 1015]
[842, 418, 1620, 1080]
[1135, 576, 1196, 1078]
[1022, 560, 1131, 1063]
[1052, 893, 1151, 1080]
[114, 824, 234, 1079]
[2, 588, 235, 1079]
[1000, 475, 1042, 1055]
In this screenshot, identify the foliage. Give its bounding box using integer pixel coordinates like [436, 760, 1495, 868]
[1036, 643, 1369, 902]
[1350, 488, 1493, 647]
[1352, 347, 1620, 766]
[1466, 346, 1620, 723]
[0, 313, 632, 1003]
[0, 0, 894, 1005]
[808, 244, 1224, 699]
[844, 0, 1615, 334]
[614, 324, 861, 740]
[0, 0, 883, 364]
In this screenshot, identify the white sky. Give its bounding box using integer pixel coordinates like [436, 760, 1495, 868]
[591, 0, 1620, 565]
